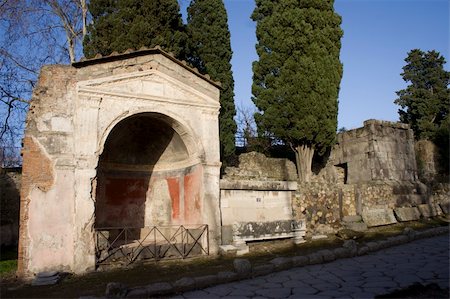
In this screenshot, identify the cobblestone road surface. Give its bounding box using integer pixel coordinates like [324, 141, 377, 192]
[171, 234, 449, 299]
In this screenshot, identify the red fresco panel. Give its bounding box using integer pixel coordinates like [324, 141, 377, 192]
[101, 176, 148, 227]
[184, 166, 202, 224]
[166, 177, 180, 221]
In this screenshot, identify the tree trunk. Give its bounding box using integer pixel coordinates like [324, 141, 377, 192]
[294, 144, 314, 182]
[81, 0, 88, 38]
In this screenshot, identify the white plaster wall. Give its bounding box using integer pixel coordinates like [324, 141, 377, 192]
[27, 169, 75, 273]
[220, 189, 294, 226]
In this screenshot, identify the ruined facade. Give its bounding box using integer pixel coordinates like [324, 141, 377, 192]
[294, 120, 443, 233]
[328, 120, 418, 184]
[18, 48, 222, 276]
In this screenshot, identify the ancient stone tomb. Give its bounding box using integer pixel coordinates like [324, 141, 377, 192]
[18, 48, 222, 276]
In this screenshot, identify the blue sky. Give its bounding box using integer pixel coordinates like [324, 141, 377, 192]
[180, 0, 449, 130]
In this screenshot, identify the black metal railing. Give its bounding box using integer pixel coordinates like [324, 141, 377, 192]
[94, 224, 209, 267]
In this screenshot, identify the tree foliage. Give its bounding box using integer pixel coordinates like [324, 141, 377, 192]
[251, 0, 343, 181]
[83, 0, 188, 59]
[395, 49, 449, 140]
[186, 0, 236, 164]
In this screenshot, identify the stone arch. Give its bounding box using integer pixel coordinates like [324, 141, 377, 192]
[94, 112, 205, 239]
[97, 108, 205, 163]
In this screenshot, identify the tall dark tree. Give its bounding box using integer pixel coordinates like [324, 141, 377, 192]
[395, 49, 449, 140]
[83, 0, 188, 59]
[187, 0, 237, 164]
[251, 0, 343, 182]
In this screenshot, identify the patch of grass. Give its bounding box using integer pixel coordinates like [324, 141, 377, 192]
[0, 260, 17, 275]
[0, 246, 18, 279]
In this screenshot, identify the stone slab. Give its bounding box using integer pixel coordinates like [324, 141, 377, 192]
[394, 207, 421, 222]
[342, 215, 362, 223]
[312, 234, 328, 240]
[361, 208, 397, 227]
[219, 245, 237, 255]
[439, 201, 450, 214]
[418, 204, 443, 218]
[344, 221, 368, 232]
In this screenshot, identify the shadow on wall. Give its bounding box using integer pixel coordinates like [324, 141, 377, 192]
[94, 112, 203, 246]
[0, 168, 21, 248]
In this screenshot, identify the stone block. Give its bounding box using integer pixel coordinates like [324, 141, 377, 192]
[394, 207, 421, 222]
[32, 272, 61, 286]
[233, 258, 252, 275]
[269, 257, 292, 270]
[292, 256, 309, 267]
[194, 275, 218, 288]
[126, 288, 147, 298]
[221, 226, 233, 244]
[105, 282, 128, 298]
[252, 264, 275, 276]
[307, 252, 323, 264]
[336, 229, 364, 240]
[145, 282, 172, 296]
[366, 241, 381, 252]
[173, 277, 195, 289]
[344, 222, 368, 232]
[333, 247, 351, 259]
[318, 249, 336, 262]
[357, 246, 369, 256]
[361, 208, 397, 227]
[343, 240, 358, 256]
[418, 204, 443, 218]
[219, 245, 237, 256]
[217, 271, 238, 281]
[342, 215, 362, 222]
[312, 234, 328, 240]
[439, 201, 450, 214]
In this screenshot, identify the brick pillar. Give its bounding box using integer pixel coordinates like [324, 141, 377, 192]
[17, 136, 55, 277]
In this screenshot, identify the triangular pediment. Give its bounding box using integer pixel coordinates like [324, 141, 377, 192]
[77, 70, 219, 108]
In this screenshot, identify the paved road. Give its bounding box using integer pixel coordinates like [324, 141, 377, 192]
[171, 234, 449, 299]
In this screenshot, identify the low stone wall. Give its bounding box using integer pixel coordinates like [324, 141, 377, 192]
[220, 179, 300, 245]
[221, 152, 303, 245]
[0, 168, 21, 246]
[292, 183, 356, 233]
[223, 151, 297, 181]
[293, 181, 436, 233]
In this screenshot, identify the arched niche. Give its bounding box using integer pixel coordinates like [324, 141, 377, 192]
[95, 112, 204, 236]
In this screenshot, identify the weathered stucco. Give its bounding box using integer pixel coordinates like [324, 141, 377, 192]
[220, 153, 300, 245]
[18, 48, 221, 277]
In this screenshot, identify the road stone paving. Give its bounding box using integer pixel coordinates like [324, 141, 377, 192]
[172, 235, 449, 299]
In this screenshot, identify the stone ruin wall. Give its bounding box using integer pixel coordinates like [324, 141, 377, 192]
[293, 120, 447, 234]
[219, 119, 448, 238]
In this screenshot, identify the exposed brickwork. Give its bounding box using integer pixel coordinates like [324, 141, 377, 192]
[17, 136, 55, 276]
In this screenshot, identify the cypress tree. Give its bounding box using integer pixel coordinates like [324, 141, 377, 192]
[252, 0, 343, 182]
[187, 0, 237, 165]
[395, 49, 449, 140]
[83, 0, 187, 59]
